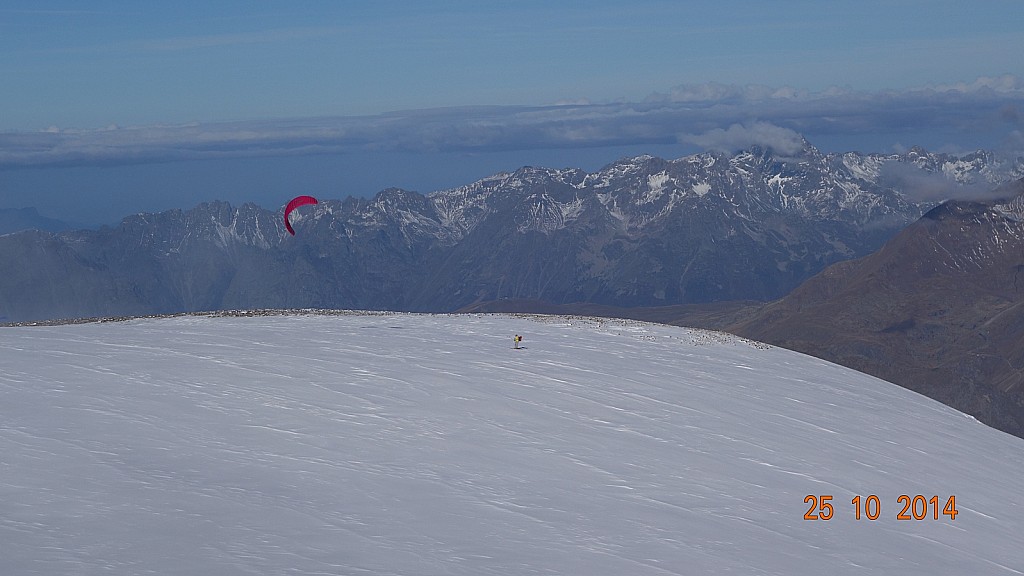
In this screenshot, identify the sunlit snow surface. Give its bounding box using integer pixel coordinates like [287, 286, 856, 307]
[1, 313, 1022, 575]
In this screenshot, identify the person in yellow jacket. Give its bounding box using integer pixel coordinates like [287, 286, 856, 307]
[513, 334, 523, 349]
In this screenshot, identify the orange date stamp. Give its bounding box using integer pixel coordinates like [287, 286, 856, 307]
[804, 495, 958, 521]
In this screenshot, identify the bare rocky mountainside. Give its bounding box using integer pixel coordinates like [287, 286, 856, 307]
[3, 142, 1018, 324]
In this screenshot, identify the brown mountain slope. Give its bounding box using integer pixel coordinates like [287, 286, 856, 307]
[727, 181, 1024, 437]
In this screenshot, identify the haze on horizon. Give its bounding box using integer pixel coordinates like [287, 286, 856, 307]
[2, 1, 1023, 225]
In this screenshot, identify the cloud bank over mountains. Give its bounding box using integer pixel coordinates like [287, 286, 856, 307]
[3, 76, 1022, 169]
[679, 122, 807, 157]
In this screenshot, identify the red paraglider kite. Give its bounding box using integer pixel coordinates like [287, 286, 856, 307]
[284, 195, 318, 235]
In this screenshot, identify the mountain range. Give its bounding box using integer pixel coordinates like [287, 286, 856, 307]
[2, 142, 1020, 323]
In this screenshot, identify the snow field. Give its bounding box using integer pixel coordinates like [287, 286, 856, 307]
[1, 312, 1022, 575]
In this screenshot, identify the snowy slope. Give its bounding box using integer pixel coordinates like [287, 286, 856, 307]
[1, 312, 1022, 575]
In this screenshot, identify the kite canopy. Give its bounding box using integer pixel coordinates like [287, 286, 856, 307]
[284, 195, 318, 235]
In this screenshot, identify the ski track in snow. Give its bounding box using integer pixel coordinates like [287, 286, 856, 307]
[1, 312, 1022, 575]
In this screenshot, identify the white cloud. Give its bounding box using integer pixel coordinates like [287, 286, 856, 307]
[647, 82, 803, 104]
[2, 76, 1022, 168]
[927, 74, 1024, 95]
[679, 122, 806, 156]
[877, 161, 1000, 203]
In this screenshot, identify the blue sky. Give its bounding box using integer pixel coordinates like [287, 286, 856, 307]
[2, 1, 1024, 224]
